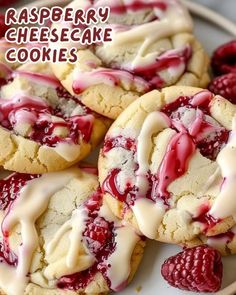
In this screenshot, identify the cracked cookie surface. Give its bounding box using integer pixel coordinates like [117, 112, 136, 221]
[0, 166, 145, 295]
[0, 62, 111, 174]
[98, 85, 236, 254]
[50, 0, 210, 119]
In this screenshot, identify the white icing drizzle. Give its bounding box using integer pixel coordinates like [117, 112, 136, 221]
[132, 111, 170, 238]
[45, 207, 95, 279]
[52, 142, 81, 162]
[210, 117, 236, 219]
[72, 67, 149, 93]
[105, 226, 140, 291]
[132, 198, 165, 239]
[99, 201, 119, 223]
[46, 207, 89, 269]
[0, 167, 81, 295]
[103, 0, 193, 69]
[97, 202, 141, 290]
[136, 111, 170, 196]
[99, 202, 141, 290]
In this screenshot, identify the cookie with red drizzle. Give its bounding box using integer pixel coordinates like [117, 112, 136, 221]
[0, 62, 111, 173]
[0, 167, 145, 295]
[99, 85, 236, 248]
[50, 0, 209, 119]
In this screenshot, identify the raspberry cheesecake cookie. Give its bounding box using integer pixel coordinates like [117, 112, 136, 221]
[0, 166, 145, 295]
[99, 85, 236, 249]
[0, 62, 110, 174]
[51, 0, 210, 119]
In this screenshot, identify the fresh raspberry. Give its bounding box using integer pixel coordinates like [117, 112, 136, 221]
[161, 246, 223, 292]
[83, 217, 112, 254]
[209, 73, 236, 104]
[212, 40, 236, 75]
[0, 14, 10, 38]
[0, 173, 39, 211]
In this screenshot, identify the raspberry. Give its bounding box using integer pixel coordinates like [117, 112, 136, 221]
[161, 246, 223, 293]
[209, 73, 236, 104]
[212, 40, 236, 75]
[0, 173, 39, 211]
[0, 14, 10, 38]
[83, 217, 112, 254]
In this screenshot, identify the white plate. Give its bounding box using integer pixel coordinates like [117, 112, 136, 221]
[5, 1, 236, 295]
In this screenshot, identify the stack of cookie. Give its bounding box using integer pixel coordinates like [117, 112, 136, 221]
[0, 0, 235, 294]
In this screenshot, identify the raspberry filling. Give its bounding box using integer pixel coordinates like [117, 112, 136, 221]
[133, 46, 192, 89]
[102, 91, 229, 227]
[0, 173, 39, 267]
[0, 173, 39, 211]
[208, 231, 235, 246]
[0, 70, 95, 147]
[57, 190, 116, 291]
[161, 91, 229, 160]
[103, 136, 136, 154]
[192, 204, 221, 232]
[0, 239, 17, 266]
[73, 46, 192, 94]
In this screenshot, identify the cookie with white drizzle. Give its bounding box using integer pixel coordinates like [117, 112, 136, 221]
[99, 85, 236, 248]
[50, 0, 210, 119]
[0, 62, 111, 174]
[0, 166, 145, 295]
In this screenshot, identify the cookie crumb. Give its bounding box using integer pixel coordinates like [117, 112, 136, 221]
[136, 286, 142, 292]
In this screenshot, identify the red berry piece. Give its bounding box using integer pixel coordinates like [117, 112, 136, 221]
[209, 73, 236, 104]
[83, 217, 112, 254]
[0, 14, 10, 38]
[0, 173, 39, 211]
[212, 40, 236, 75]
[161, 245, 223, 293]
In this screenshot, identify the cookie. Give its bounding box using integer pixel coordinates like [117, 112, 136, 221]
[98, 85, 236, 249]
[0, 166, 145, 295]
[0, 62, 111, 174]
[50, 0, 210, 119]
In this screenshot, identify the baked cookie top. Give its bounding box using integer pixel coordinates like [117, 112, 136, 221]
[99, 86, 236, 248]
[0, 166, 145, 295]
[50, 0, 209, 119]
[0, 62, 110, 173]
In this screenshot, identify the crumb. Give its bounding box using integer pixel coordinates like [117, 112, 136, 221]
[136, 286, 142, 292]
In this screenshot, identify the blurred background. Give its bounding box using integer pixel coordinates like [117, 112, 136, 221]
[0, 0, 235, 22]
